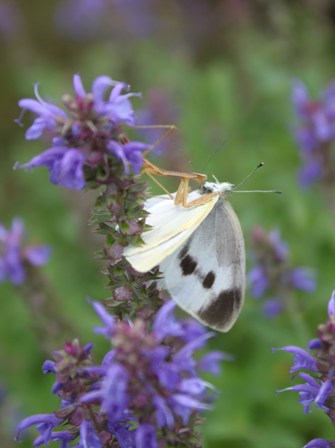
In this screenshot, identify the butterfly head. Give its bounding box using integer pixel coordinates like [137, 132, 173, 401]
[201, 181, 234, 196]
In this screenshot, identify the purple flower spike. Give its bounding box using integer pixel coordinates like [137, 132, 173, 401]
[292, 79, 335, 188]
[249, 226, 315, 317]
[16, 74, 146, 188]
[17, 300, 223, 447]
[276, 291, 335, 441]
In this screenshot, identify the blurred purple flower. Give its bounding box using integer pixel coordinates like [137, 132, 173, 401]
[17, 300, 225, 446]
[0, 218, 51, 285]
[249, 226, 315, 317]
[248, 266, 268, 298]
[290, 268, 316, 291]
[0, 1, 22, 40]
[15, 74, 147, 189]
[292, 80, 335, 188]
[263, 298, 283, 318]
[54, 0, 157, 40]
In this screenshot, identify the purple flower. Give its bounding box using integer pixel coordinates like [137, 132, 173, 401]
[290, 268, 316, 292]
[304, 439, 331, 448]
[268, 229, 288, 261]
[248, 266, 268, 298]
[135, 424, 157, 448]
[100, 364, 130, 423]
[16, 147, 86, 190]
[152, 300, 183, 341]
[0, 218, 51, 285]
[278, 372, 332, 414]
[16, 413, 62, 442]
[107, 140, 148, 174]
[16, 74, 147, 189]
[75, 420, 102, 448]
[263, 298, 283, 318]
[308, 338, 322, 350]
[90, 299, 115, 338]
[198, 351, 230, 375]
[18, 84, 68, 140]
[273, 346, 318, 373]
[110, 423, 136, 447]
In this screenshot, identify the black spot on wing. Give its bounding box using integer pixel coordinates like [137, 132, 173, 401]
[178, 243, 190, 260]
[202, 271, 215, 289]
[198, 288, 243, 331]
[179, 254, 197, 275]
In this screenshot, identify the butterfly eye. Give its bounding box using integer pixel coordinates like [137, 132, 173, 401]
[201, 184, 214, 194]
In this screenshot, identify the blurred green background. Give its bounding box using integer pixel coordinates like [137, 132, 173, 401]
[1, 1, 335, 447]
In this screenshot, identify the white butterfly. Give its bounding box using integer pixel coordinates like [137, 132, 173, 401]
[124, 180, 245, 332]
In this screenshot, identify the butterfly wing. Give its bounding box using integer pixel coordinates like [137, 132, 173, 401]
[159, 199, 245, 332]
[124, 191, 219, 272]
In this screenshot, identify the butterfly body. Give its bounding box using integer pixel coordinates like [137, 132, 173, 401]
[124, 181, 245, 332]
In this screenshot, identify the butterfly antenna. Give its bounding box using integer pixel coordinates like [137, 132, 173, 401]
[233, 162, 264, 190]
[232, 163, 282, 194]
[202, 139, 228, 173]
[233, 189, 282, 194]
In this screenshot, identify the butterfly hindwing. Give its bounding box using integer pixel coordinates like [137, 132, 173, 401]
[159, 200, 245, 332]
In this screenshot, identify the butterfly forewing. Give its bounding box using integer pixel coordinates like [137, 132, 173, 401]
[124, 192, 218, 272]
[159, 200, 245, 332]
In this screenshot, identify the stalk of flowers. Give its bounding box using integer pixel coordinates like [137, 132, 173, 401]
[274, 290, 335, 448]
[0, 217, 73, 351]
[15, 74, 225, 446]
[16, 300, 226, 448]
[15, 74, 164, 321]
[292, 80, 335, 192]
[248, 226, 315, 319]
